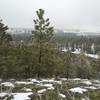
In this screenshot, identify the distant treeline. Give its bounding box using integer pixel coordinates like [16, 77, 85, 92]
[11, 32, 100, 54]
[55, 34, 100, 54]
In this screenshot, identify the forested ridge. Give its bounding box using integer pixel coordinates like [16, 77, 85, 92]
[11, 31, 100, 54]
[0, 9, 100, 79]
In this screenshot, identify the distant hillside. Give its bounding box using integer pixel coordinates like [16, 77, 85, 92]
[8, 28, 100, 54]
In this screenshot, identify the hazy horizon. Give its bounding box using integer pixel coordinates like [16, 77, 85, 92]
[1, 0, 100, 32]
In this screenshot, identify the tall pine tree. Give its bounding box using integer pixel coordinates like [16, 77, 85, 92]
[32, 9, 58, 77]
[0, 19, 12, 44]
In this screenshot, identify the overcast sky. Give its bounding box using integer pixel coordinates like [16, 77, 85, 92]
[0, 0, 100, 31]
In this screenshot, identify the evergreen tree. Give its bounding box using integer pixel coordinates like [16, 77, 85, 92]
[32, 9, 54, 77]
[76, 53, 92, 79]
[63, 51, 76, 79]
[0, 19, 12, 78]
[0, 19, 12, 44]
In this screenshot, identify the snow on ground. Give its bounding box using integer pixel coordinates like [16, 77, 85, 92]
[12, 92, 33, 100]
[0, 93, 8, 98]
[25, 88, 32, 92]
[41, 78, 55, 83]
[0, 92, 33, 100]
[38, 83, 53, 88]
[29, 79, 41, 83]
[0, 78, 100, 99]
[85, 53, 99, 59]
[72, 49, 80, 54]
[37, 89, 47, 94]
[15, 81, 33, 85]
[59, 78, 67, 81]
[37, 83, 55, 90]
[22, 87, 32, 92]
[47, 86, 55, 90]
[72, 78, 81, 81]
[62, 47, 99, 59]
[59, 93, 66, 98]
[1, 82, 14, 88]
[69, 87, 87, 94]
[53, 80, 62, 85]
[82, 80, 92, 85]
[72, 49, 99, 59]
[62, 48, 68, 52]
[84, 86, 97, 90]
[39, 78, 62, 85]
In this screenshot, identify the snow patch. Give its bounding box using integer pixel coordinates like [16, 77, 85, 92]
[85, 53, 98, 59]
[0, 93, 8, 98]
[15, 81, 33, 85]
[12, 92, 33, 100]
[84, 86, 97, 90]
[82, 81, 92, 85]
[59, 78, 67, 81]
[41, 78, 55, 83]
[1, 82, 14, 88]
[37, 83, 53, 88]
[62, 48, 67, 52]
[72, 78, 81, 81]
[31, 79, 41, 83]
[69, 87, 87, 94]
[54, 81, 62, 85]
[72, 49, 80, 54]
[59, 93, 66, 98]
[37, 89, 47, 94]
[47, 86, 55, 90]
[0, 92, 33, 100]
[22, 87, 32, 92]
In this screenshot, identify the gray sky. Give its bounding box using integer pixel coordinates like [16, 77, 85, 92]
[0, 0, 100, 31]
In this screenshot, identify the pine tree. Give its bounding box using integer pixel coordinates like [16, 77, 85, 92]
[63, 51, 76, 79]
[0, 19, 12, 44]
[32, 9, 54, 77]
[0, 19, 12, 78]
[76, 53, 92, 79]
